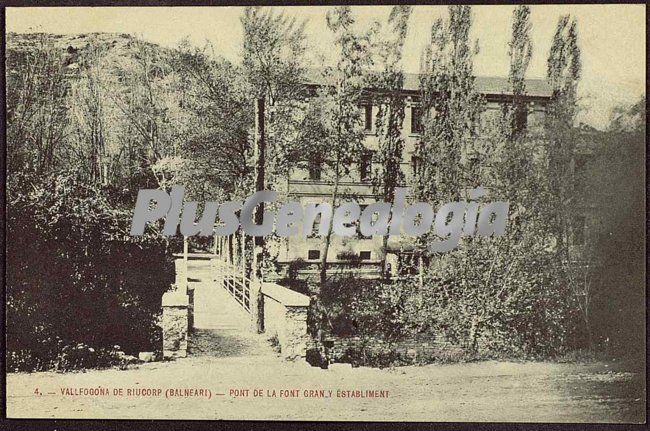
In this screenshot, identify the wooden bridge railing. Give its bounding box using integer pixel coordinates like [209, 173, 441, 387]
[211, 254, 311, 359]
[213, 258, 251, 314]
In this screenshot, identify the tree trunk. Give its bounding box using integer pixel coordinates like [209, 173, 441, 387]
[319, 160, 341, 286]
[228, 234, 234, 265]
[251, 97, 266, 333]
[381, 234, 389, 278]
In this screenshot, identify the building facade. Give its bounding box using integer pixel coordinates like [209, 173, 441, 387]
[273, 74, 553, 281]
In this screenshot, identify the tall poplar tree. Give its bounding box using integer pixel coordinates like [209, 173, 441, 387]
[546, 15, 582, 258]
[416, 5, 484, 206]
[414, 4, 484, 286]
[241, 6, 309, 330]
[318, 6, 370, 285]
[372, 6, 412, 271]
[497, 5, 537, 224]
[507, 4, 533, 139]
[241, 6, 309, 184]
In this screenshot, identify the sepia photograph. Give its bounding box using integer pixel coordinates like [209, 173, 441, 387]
[3, 3, 646, 424]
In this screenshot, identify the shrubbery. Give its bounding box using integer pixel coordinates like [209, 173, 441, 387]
[309, 276, 405, 341]
[310, 237, 583, 362]
[396, 241, 582, 358]
[7, 172, 174, 372]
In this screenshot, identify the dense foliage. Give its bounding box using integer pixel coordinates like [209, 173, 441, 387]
[7, 173, 174, 371]
[577, 99, 646, 354]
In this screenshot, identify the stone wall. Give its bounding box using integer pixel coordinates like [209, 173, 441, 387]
[161, 258, 193, 359]
[174, 256, 194, 332]
[161, 288, 189, 358]
[261, 282, 310, 360]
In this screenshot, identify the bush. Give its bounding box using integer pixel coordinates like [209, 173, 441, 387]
[308, 237, 582, 361]
[8, 343, 140, 373]
[276, 258, 311, 295]
[391, 239, 582, 358]
[339, 345, 408, 368]
[309, 276, 408, 341]
[6, 172, 174, 371]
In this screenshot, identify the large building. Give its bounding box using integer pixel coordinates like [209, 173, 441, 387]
[272, 73, 553, 281]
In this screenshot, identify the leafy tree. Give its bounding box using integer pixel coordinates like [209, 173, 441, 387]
[241, 6, 308, 106]
[66, 40, 111, 185]
[416, 5, 484, 204]
[240, 6, 311, 184]
[6, 34, 69, 177]
[545, 15, 582, 258]
[371, 6, 412, 269]
[506, 5, 533, 140]
[495, 4, 546, 236]
[171, 41, 253, 203]
[389, 6, 584, 356]
[575, 98, 645, 354]
[413, 5, 484, 283]
[240, 7, 311, 329]
[317, 6, 372, 285]
[7, 171, 173, 371]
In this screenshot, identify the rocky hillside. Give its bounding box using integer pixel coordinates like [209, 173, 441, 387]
[6, 32, 169, 70]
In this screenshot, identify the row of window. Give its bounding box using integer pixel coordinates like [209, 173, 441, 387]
[305, 208, 382, 240]
[307, 155, 372, 181]
[362, 104, 422, 134]
[307, 250, 372, 261]
[307, 152, 504, 182]
[306, 105, 530, 181]
[307, 153, 421, 181]
[363, 104, 532, 135]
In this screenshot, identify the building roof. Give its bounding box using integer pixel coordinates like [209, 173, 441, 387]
[406, 73, 551, 98]
[305, 69, 552, 99]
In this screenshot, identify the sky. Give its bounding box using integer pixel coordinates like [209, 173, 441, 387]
[6, 5, 646, 129]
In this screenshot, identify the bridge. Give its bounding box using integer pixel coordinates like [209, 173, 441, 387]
[160, 251, 311, 361]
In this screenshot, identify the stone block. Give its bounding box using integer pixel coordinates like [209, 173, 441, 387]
[261, 282, 310, 360]
[162, 290, 189, 359]
[139, 352, 154, 362]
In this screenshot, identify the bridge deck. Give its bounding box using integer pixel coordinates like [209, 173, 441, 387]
[186, 257, 275, 358]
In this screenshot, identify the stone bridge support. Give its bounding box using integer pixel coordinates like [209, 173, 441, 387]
[162, 254, 311, 362]
[261, 282, 311, 360]
[162, 258, 193, 359]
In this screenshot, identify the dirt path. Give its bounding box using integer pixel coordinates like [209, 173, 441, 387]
[6, 258, 645, 422]
[6, 354, 645, 422]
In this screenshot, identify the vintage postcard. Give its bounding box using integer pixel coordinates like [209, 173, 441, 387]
[4, 4, 646, 424]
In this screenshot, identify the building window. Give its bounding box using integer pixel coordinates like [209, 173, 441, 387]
[411, 155, 420, 177]
[513, 107, 528, 135]
[360, 152, 372, 181]
[308, 249, 321, 260]
[364, 104, 373, 131]
[359, 251, 371, 260]
[308, 159, 321, 180]
[411, 106, 422, 134]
